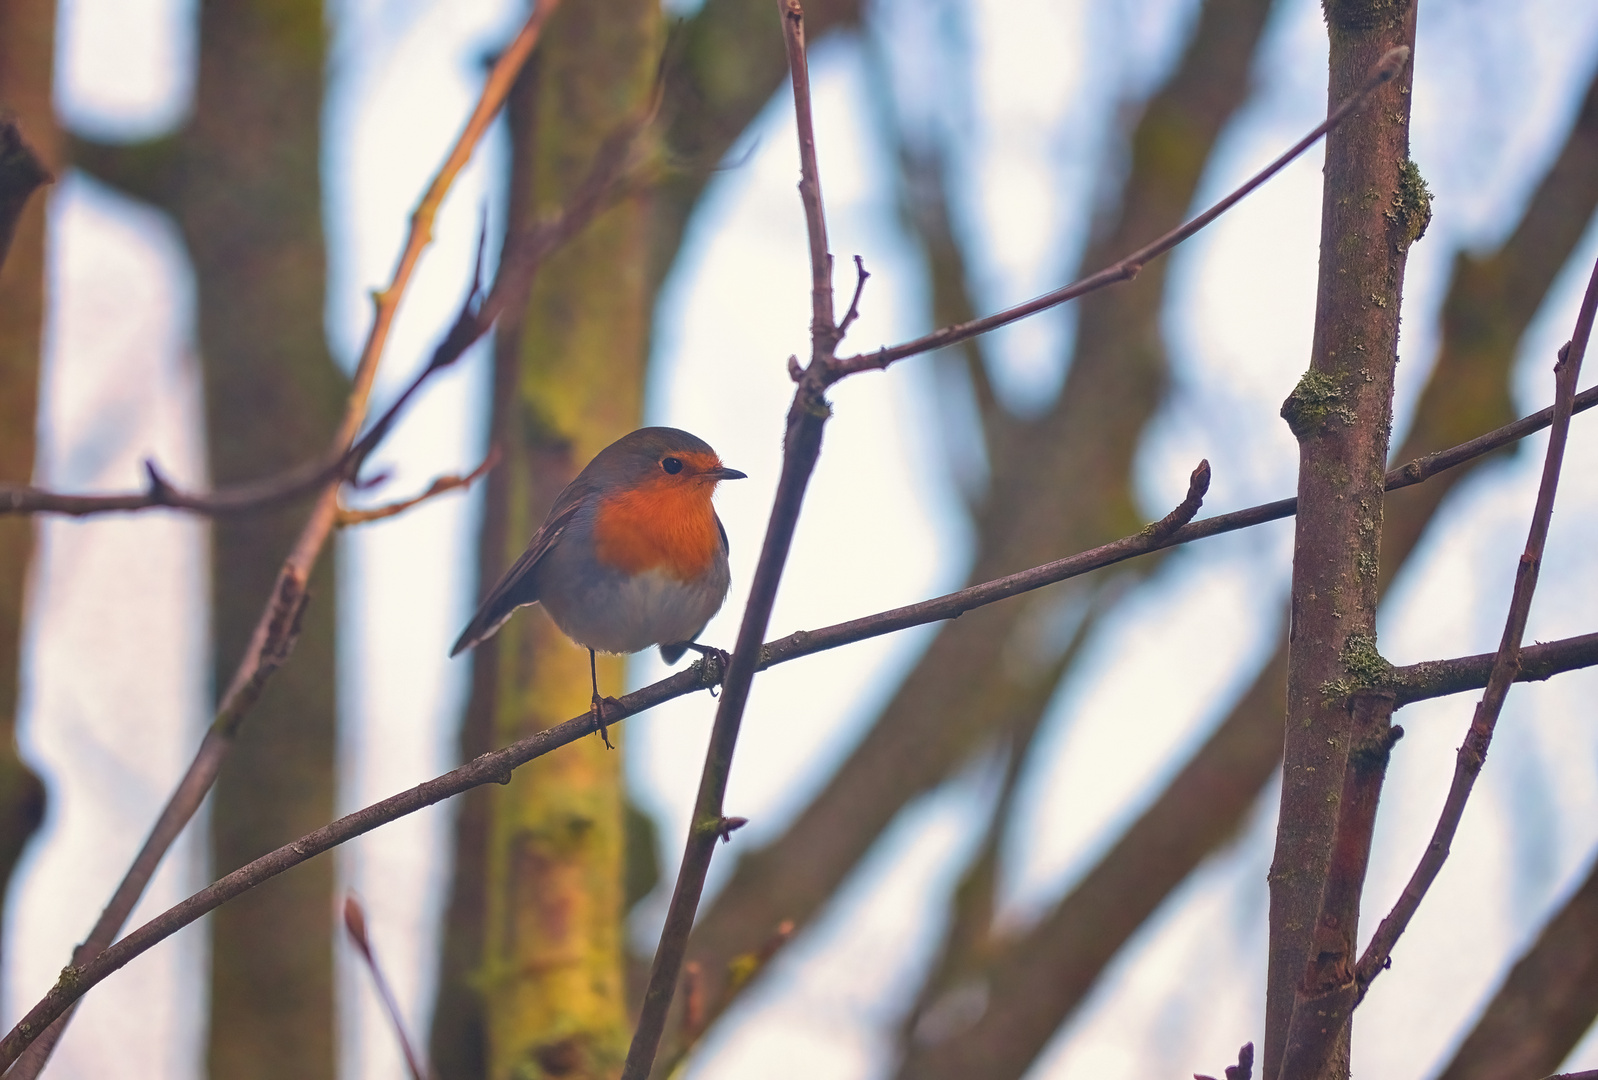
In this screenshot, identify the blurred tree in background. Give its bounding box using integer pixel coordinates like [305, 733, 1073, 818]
[0, 0, 53, 979]
[1, 0, 1597, 1078]
[67, 1, 347, 1075]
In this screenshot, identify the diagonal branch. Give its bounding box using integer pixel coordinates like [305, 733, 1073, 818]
[1354, 255, 1598, 1005]
[335, 448, 500, 528]
[622, 3, 845, 1075]
[3, 6, 566, 1075]
[829, 46, 1411, 381]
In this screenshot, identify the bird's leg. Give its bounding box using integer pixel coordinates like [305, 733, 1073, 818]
[589, 648, 615, 750]
[683, 642, 733, 695]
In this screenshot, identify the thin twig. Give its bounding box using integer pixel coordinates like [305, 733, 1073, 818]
[2, 8, 564, 1076]
[0, 0, 565, 521]
[829, 46, 1411, 381]
[621, 5, 841, 1076]
[344, 895, 433, 1080]
[1355, 253, 1598, 1003]
[336, 447, 500, 527]
[6, 367, 1598, 1065]
[783, 0, 836, 357]
[1, 449, 346, 517]
[836, 254, 869, 337]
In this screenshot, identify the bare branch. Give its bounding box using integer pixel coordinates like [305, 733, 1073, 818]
[1278, 692, 1401, 1079]
[829, 46, 1411, 381]
[1356, 255, 1598, 1003]
[344, 896, 433, 1080]
[622, 3, 842, 1075]
[782, 0, 837, 355]
[336, 448, 499, 528]
[1393, 632, 1598, 706]
[836, 254, 869, 337]
[3, 6, 564, 1074]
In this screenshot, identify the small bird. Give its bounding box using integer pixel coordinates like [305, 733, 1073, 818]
[451, 427, 745, 745]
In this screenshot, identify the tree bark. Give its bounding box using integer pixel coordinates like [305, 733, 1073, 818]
[68, 0, 349, 1073]
[1266, 3, 1422, 1075]
[433, 5, 661, 1078]
[0, 0, 55, 984]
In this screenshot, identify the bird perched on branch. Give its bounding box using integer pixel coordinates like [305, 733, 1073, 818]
[451, 427, 745, 745]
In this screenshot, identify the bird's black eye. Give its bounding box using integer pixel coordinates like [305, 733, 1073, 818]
[661, 457, 683, 475]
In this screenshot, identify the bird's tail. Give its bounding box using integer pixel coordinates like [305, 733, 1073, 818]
[449, 601, 518, 657]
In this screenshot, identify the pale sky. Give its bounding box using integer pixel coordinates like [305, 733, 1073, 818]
[9, 0, 1598, 1078]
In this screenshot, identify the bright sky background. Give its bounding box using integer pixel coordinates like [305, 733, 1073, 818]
[7, 0, 1598, 1078]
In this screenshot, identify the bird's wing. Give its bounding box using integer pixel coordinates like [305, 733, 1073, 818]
[449, 494, 586, 656]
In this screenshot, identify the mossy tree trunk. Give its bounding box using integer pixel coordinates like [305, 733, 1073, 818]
[0, 0, 55, 982]
[435, 4, 661, 1078]
[431, 2, 867, 1073]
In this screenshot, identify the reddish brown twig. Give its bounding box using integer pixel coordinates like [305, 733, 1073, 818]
[2, 7, 564, 1076]
[1355, 254, 1598, 1006]
[336, 447, 500, 527]
[344, 895, 433, 1080]
[621, 5, 846, 1076]
[828, 46, 1411, 381]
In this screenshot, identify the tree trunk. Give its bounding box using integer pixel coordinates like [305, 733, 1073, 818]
[67, 0, 349, 1072]
[434, 4, 661, 1077]
[1265, 3, 1422, 1075]
[0, 0, 55, 982]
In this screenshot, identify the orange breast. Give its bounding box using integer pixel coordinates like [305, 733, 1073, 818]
[592, 477, 720, 580]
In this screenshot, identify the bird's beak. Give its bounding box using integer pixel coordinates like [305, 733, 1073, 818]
[710, 465, 747, 481]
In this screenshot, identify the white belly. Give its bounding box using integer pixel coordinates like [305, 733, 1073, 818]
[541, 565, 729, 655]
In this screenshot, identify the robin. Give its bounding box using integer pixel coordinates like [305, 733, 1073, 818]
[450, 427, 746, 745]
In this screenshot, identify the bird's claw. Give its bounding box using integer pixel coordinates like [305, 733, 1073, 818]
[685, 643, 733, 694]
[591, 693, 623, 750]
